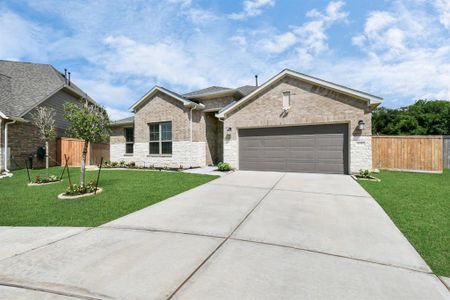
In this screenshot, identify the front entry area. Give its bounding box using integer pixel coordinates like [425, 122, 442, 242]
[238, 124, 349, 174]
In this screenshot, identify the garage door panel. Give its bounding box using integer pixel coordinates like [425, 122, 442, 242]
[239, 124, 348, 174]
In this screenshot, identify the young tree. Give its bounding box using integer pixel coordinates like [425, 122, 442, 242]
[64, 100, 110, 187]
[30, 107, 56, 175]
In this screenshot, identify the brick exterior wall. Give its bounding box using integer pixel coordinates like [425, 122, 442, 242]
[110, 91, 209, 167]
[222, 76, 373, 173]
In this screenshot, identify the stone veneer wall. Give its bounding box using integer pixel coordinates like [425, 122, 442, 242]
[350, 136, 372, 171]
[0, 120, 3, 171]
[111, 141, 206, 168]
[222, 76, 374, 173]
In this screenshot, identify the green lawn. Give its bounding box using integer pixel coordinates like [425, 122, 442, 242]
[0, 167, 217, 227]
[358, 169, 450, 276]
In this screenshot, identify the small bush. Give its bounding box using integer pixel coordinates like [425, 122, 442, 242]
[111, 161, 118, 167]
[119, 160, 126, 167]
[127, 161, 136, 168]
[34, 175, 59, 184]
[358, 169, 372, 178]
[65, 181, 97, 195]
[217, 162, 232, 172]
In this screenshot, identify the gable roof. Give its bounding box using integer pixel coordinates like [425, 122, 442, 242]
[183, 85, 258, 99]
[216, 69, 382, 118]
[0, 60, 97, 118]
[183, 86, 234, 98]
[110, 116, 134, 126]
[129, 86, 204, 112]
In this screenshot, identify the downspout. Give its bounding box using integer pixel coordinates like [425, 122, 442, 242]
[4, 119, 16, 173]
[189, 104, 198, 168]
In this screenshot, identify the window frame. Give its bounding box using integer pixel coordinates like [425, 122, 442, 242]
[149, 121, 172, 156]
[124, 127, 134, 154]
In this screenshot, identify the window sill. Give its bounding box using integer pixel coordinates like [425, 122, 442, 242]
[123, 153, 134, 156]
[147, 154, 172, 157]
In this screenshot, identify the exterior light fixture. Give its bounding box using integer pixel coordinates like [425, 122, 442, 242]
[226, 127, 232, 132]
[358, 120, 365, 130]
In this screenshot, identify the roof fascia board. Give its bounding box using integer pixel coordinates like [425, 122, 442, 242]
[216, 69, 382, 118]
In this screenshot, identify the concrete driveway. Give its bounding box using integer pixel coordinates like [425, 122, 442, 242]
[0, 171, 448, 299]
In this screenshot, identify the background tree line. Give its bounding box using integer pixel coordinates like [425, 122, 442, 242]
[372, 100, 450, 135]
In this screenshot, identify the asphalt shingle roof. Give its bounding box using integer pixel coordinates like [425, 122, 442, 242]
[182, 86, 234, 98]
[110, 116, 134, 125]
[0, 60, 91, 117]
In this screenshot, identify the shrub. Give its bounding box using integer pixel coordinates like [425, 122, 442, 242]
[127, 161, 136, 168]
[34, 175, 59, 184]
[358, 169, 372, 178]
[103, 160, 111, 168]
[65, 181, 97, 195]
[111, 161, 118, 167]
[119, 160, 126, 167]
[217, 162, 232, 172]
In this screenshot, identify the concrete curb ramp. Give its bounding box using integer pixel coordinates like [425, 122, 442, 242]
[0, 171, 449, 299]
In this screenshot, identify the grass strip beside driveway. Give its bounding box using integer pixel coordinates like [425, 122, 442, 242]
[359, 169, 450, 276]
[0, 167, 217, 227]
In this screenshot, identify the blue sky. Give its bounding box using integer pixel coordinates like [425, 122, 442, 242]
[1, 0, 449, 120]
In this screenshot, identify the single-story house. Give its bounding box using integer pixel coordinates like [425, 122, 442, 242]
[0, 60, 97, 172]
[110, 69, 382, 174]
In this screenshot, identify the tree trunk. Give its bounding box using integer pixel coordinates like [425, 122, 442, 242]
[80, 140, 89, 187]
[45, 140, 49, 176]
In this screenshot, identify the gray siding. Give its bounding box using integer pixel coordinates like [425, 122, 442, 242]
[24, 89, 82, 136]
[444, 136, 450, 169]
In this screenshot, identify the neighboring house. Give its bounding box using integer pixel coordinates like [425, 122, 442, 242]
[110, 69, 382, 174]
[0, 60, 97, 172]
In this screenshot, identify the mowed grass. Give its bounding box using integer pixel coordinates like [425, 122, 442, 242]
[0, 167, 217, 227]
[359, 169, 450, 276]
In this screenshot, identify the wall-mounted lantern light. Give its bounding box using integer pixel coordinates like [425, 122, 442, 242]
[358, 120, 365, 130]
[226, 127, 232, 133]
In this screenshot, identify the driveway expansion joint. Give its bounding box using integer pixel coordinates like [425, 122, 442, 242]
[0, 279, 110, 300]
[229, 237, 434, 275]
[0, 227, 93, 264]
[166, 173, 287, 299]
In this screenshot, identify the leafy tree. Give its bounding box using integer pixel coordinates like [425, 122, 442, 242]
[64, 100, 110, 187]
[30, 106, 56, 175]
[372, 100, 450, 135]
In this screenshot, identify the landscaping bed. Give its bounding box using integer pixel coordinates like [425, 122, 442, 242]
[359, 169, 450, 276]
[0, 167, 217, 227]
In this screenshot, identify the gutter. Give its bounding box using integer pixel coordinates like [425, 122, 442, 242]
[1, 116, 29, 173]
[4, 119, 16, 173]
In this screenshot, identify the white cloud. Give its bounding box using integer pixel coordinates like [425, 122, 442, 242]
[229, 0, 275, 20]
[102, 35, 209, 88]
[0, 9, 54, 60]
[256, 1, 348, 56]
[106, 106, 133, 121]
[434, 0, 450, 30]
[260, 32, 297, 54]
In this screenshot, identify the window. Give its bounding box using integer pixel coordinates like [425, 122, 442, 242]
[124, 128, 134, 154]
[282, 91, 291, 109]
[149, 122, 172, 155]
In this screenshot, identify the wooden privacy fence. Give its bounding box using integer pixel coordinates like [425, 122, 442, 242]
[372, 136, 443, 173]
[56, 137, 110, 166]
[444, 136, 450, 169]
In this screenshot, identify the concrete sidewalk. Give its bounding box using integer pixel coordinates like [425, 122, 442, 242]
[0, 171, 448, 299]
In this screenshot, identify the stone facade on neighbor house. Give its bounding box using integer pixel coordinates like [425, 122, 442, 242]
[110, 69, 381, 173]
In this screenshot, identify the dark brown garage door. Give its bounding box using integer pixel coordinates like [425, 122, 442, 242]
[239, 124, 348, 174]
